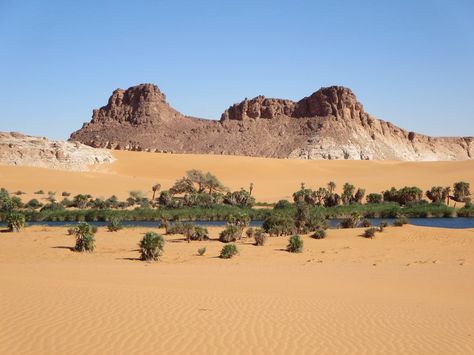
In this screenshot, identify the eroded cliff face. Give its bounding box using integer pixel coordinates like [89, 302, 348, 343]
[0, 132, 115, 171]
[69, 83, 473, 161]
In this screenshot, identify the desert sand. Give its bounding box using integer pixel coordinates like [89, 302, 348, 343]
[0, 224, 473, 354]
[0, 150, 474, 202]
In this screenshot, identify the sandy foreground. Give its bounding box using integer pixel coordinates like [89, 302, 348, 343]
[0, 150, 473, 202]
[0, 224, 473, 354]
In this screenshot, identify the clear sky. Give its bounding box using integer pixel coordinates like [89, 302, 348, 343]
[1, 0, 473, 140]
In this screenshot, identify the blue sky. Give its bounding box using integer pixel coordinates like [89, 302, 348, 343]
[1, 0, 473, 140]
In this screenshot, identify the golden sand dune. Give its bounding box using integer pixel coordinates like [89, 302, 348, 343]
[0, 150, 474, 202]
[0, 225, 473, 354]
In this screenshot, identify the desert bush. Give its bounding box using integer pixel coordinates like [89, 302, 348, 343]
[254, 228, 267, 246]
[197, 247, 206, 256]
[295, 203, 310, 232]
[262, 214, 295, 236]
[188, 226, 209, 241]
[360, 219, 372, 227]
[339, 212, 360, 229]
[379, 221, 388, 232]
[220, 244, 238, 259]
[34, 190, 45, 195]
[166, 222, 189, 235]
[219, 225, 241, 243]
[393, 216, 408, 226]
[25, 199, 42, 209]
[73, 222, 96, 252]
[245, 227, 255, 238]
[5, 212, 25, 232]
[305, 216, 329, 232]
[274, 200, 292, 209]
[139, 232, 165, 261]
[107, 216, 123, 232]
[311, 229, 326, 239]
[287, 235, 303, 253]
[363, 227, 377, 238]
[366, 193, 383, 204]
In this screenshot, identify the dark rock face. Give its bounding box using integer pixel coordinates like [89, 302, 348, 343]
[70, 83, 474, 161]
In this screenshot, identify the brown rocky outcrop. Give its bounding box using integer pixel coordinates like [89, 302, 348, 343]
[69, 83, 474, 161]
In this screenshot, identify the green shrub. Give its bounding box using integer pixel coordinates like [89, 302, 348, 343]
[62, 191, 71, 197]
[274, 200, 292, 209]
[287, 235, 303, 253]
[394, 216, 408, 227]
[188, 226, 209, 241]
[379, 221, 388, 232]
[339, 213, 360, 229]
[262, 214, 295, 236]
[363, 227, 377, 238]
[311, 229, 326, 239]
[6, 212, 25, 232]
[245, 227, 255, 238]
[197, 247, 206, 256]
[219, 225, 241, 243]
[254, 229, 267, 246]
[220, 244, 238, 259]
[166, 222, 189, 235]
[306, 216, 328, 232]
[360, 219, 372, 227]
[73, 222, 96, 252]
[139, 232, 165, 261]
[107, 216, 123, 232]
[34, 190, 45, 195]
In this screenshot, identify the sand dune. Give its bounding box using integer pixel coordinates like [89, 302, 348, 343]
[0, 225, 473, 354]
[0, 150, 473, 202]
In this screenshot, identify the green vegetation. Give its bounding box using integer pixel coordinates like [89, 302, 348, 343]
[197, 247, 206, 256]
[363, 227, 377, 238]
[393, 216, 409, 227]
[107, 216, 123, 232]
[5, 212, 26, 232]
[72, 222, 96, 252]
[186, 226, 209, 242]
[339, 212, 360, 228]
[139, 232, 165, 261]
[311, 229, 326, 239]
[0, 180, 471, 224]
[287, 235, 304, 253]
[262, 214, 295, 236]
[253, 228, 267, 246]
[220, 244, 238, 259]
[219, 225, 241, 243]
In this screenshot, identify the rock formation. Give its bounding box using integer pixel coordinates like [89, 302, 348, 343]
[70, 84, 474, 161]
[0, 132, 115, 171]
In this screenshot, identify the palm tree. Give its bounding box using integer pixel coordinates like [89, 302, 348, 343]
[152, 183, 161, 200]
[443, 186, 451, 206]
[249, 182, 254, 196]
[327, 181, 336, 193]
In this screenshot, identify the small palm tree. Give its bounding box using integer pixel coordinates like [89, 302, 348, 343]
[152, 183, 161, 200]
[327, 181, 336, 193]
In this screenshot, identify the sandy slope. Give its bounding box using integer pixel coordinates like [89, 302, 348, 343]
[0, 150, 473, 202]
[0, 225, 473, 354]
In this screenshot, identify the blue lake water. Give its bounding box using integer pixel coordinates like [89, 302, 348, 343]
[5, 217, 474, 229]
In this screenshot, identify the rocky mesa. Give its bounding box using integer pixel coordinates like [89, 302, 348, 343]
[0, 132, 115, 171]
[70, 83, 473, 161]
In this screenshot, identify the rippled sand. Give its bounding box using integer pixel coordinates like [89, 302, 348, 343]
[1, 225, 473, 354]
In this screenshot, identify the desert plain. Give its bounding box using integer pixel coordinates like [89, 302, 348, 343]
[0, 151, 473, 354]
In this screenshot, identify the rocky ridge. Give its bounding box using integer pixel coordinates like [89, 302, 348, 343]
[70, 84, 474, 161]
[0, 132, 115, 171]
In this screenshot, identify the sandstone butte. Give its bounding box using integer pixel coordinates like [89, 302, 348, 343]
[70, 83, 473, 161]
